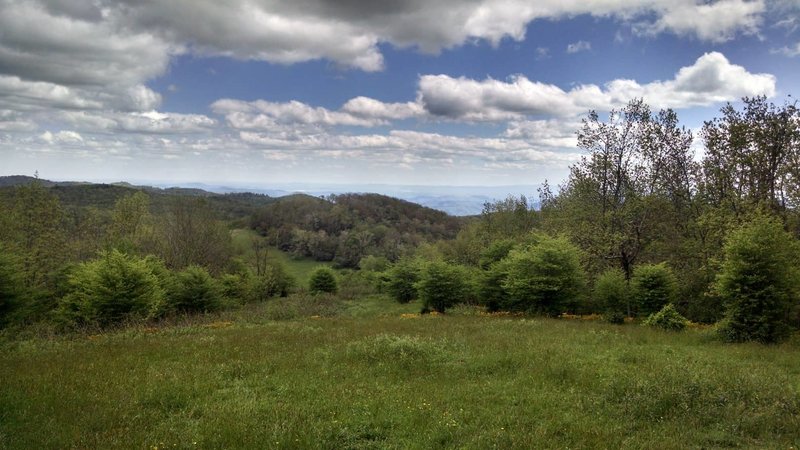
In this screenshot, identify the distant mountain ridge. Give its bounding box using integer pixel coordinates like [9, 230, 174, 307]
[0, 176, 540, 216]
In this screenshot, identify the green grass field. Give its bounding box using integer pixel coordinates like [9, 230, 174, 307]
[1, 295, 799, 449]
[231, 229, 331, 286]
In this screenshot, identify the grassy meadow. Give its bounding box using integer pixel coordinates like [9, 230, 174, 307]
[2, 296, 799, 449]
[231, 229, 331, 286]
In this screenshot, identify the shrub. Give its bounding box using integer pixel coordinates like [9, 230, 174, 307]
[358, 255, 390, 273]
[168, 265, 223, 314]
[258, 263, 295, 299]
[309, 267, 338, 294]
[631, 263, 677, 316]
[643, 303, 689, 331]
[604, 311, 626, 325]
[715, 215, 800, 343]
[58, 250, 165, 326]
[385, 260, 420, 303]
[478, 259, 510, 312]
[337, 270, 377, 300]
[478, 239, 516, 270]
[500, 235, 585, 316]
[595, 268, 630, 316]
[220, 273, 250, 305]
[416, 261, 471, 313]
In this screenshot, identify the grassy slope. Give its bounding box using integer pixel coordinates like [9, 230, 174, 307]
[231, 229, 331, 286]
[1, 297, 799, 449]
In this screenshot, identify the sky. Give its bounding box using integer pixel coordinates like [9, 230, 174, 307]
[1, 0, 799, 188]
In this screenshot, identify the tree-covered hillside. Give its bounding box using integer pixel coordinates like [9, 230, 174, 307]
[250, 192, 464, 267]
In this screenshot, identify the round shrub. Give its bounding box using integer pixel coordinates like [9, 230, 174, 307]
[220, 272, 250, 305]
[168, 265, 223, 313]
[58, 250, 165, 326]
[715, 215, 800, 343]
[385, 260, 420, 303]
[631, 263, 677, 316]
[309, 267, 338, 294]
[500, 235, 585, 316]
[604, 311, 626, 325]
[643, 303, 689, 331]
[595, 268, 630, 317]
[416, 261, 471, 313]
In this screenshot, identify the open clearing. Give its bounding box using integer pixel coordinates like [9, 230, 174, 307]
[1, 297, 799, 449]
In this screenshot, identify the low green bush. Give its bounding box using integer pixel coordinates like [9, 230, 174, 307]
[168, 265, 223, 314]
[595, 268, 629, 317]
[643, 303, 689, 331]
[57, 250, 165, 326]
[309, 267, 338, 294]
[385, 260, 420, 303]
[416, 261, 472, 313]
[604, 311, 626, 325]
[500, 235, 585, 316]
[632, 263, 677, 316]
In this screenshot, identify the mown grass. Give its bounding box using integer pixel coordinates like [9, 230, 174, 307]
[1, 296, 799, 449]
[231, 229, 331, 286]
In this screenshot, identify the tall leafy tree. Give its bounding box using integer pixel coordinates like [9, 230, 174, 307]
[544, 99, 695, 279]
[701, 96, 800, 213]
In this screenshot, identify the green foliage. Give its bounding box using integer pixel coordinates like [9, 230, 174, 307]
[358, 255, 390, 272]
[501, 235, 586, 316]
[604, 311, 626, 325]
[8, 182, 67, 291]
[479, 195, 536, 240]
[416, 261, 472, 313]
[595, 268, 630, 316]
[251, 192, 461, 265]
[478, 259, 510, 312]
[336, 270, 378, 301]
[58, 250, 165, 326]
[220, 273, 250, 305]
[714, 215, 800, 343]
[160, 197, 233, 274]
[631, 263, 677, 316]
[385, 260, 420, 303]
[478, 239, 515, 270]
[309, 267, 338, 294]
[167, 265, 223, 314]
[0, 245, 24, 325]
[252, 263, 295, 301]
[109, 191, 151, 252]
[643, 303, 689, 331]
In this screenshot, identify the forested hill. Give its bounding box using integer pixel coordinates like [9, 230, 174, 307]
[0, 176, 464, 268]
[0, 175, 277, 221]
[250, 192, 465, 267]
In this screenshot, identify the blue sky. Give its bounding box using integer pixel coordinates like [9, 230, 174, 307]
[1, 0, 799, 188]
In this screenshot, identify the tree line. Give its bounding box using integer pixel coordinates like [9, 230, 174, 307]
[376, 96, 800, 343]
[1, 95, 798, 344]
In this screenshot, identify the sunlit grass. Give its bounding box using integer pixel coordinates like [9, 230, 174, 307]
[1, 295, 799, 449]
